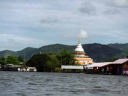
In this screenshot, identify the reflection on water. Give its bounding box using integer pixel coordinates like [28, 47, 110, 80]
[0, 72, 128, 96]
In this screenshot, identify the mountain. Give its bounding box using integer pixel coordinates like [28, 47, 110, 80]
[0, 43, 127, 62]
[108, 43, 128, 57]
[108, 43, 128, 51]
[17, 47, 38, 61]
[37, 44, 75, 53]
[0, 50, 17, 57]
[83, 43, 122, 62]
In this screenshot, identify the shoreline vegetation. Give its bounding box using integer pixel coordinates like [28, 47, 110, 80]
[0, 48, 128, 74]
[0, 49, 75, 72]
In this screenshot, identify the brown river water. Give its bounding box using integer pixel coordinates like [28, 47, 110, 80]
[0, 72, 128, 96]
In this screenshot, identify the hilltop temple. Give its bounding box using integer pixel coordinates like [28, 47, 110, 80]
[74, 42, 93, 65]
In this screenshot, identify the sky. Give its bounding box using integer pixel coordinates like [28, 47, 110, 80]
[0, 0, 128, 51]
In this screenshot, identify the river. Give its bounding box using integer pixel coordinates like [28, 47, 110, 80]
[0, 72, 128, 96]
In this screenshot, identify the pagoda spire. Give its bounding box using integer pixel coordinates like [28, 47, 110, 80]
[78, 37, 81, 44]
[74, 37, 93, 65]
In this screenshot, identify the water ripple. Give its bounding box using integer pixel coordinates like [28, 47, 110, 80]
[0, 72, 128, 96]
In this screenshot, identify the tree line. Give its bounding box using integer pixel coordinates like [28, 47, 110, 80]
[0, 56, 24, 70]
[0, 49, 75, 72]
[26, 49, 75, 72]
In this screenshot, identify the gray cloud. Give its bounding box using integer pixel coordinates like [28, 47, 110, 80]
[0, 33, 46, 50]
[103, 9, 121, 15]
[40, 18, 59, 24]
[78, 0, 128, 16]
[78, 1, 96, 15]
[0, 0, 128, 50]
[113, 0, 128, 7]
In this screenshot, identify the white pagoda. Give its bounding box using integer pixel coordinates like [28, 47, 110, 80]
[74, 43, 93, 65]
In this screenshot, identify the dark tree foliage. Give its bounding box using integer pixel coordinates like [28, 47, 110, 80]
[0, 56, 20, 70]
[0, 57, 6, 65]
[57, 49, 75, 65]
[47, 54, 60, 72]
[26, 49, 75, 72]
[6, 56, 20, 65]
[26, 54, 60, 72]
[0, 57, 6, 70]
[0, 56, 20, 65]
[18, 56, 24, 62]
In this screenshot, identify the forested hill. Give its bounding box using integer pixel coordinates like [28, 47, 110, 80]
[108, 43, 128, 52]
[0, 43, 128, 62]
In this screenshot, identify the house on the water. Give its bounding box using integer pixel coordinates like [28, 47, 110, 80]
[86, 58, 128, 75]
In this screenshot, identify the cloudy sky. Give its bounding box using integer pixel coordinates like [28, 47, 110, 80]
[0, 0, 128, 51]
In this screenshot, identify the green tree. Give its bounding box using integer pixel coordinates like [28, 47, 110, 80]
[57, 49, 75, 65]
[0, 57, 7, 70]
[6, 56, 20, 65]
[26, 53, 60, 72]
[18, 56, 24, 62]
[47, 55, 60, 72]
[26, 54, 47, 71]
[0, 57, 6, 64]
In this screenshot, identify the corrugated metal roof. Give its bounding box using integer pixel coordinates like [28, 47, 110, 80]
[61, 65, 84, 69]
[111, 58, 128, 64]
[87, 62, 112, 68]
[86, 58, 128, 68]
